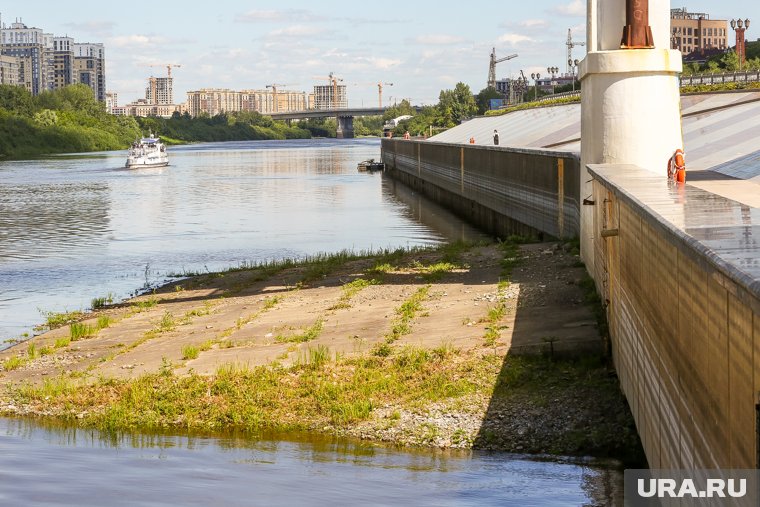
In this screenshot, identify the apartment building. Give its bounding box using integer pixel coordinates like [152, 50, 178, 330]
[0, 20, 54, 95]
[51, 37, 74, 89]
[145, 76, 173, 105]
[73, 43, 105, 101]
[0, 16, 106, 99]
[186, 88, 309, 117]
[112, 99, 185, 118]
[671, 8, 729, 54]
[312, 84, 347, 110]
[0, 54, 19, 85]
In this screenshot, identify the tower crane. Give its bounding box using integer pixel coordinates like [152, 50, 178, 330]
[352, 82, 394, 108]
[488, 49, 518, 90]
[377, 82, 392, 108]
[565, 29, 585, 74]
[148, 63, 182, 77]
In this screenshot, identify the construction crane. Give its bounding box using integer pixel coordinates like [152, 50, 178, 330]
[377, 82, 392, 108]
[266, 84, 288, 113]
[148, 63, 182, 77]
[566, 29, 585, 74]
[352, 82, 393, 108]
[487, 49, 518, 90]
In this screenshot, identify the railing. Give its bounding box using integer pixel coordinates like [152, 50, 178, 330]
[680, 70, 760, 86]
[536, 90, 580, 102]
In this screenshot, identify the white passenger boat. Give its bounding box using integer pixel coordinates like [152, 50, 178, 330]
[125, 133, 169, 168]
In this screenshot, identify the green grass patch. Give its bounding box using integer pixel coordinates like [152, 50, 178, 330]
[70, 322, 96, 341]
[38, 309, 84, 330]
[91, 293, 114, 310]
[276, 318, 324, 344]
[182, 345, 200, 360]
[384, 286, 430, 345]
[330, 278, 380, 310]
[3, 355, 26, 371]
[54, 337, 71, 349]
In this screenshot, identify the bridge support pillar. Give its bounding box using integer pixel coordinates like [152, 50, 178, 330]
[336, 115, 354, 139]
[579, 0, 682, 273]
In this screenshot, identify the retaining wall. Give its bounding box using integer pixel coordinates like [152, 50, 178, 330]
[381, 139, 580, 240]
[590, 164, 760, 469]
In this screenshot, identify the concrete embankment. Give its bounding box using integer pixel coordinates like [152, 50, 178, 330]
[381, 139, 580, 240]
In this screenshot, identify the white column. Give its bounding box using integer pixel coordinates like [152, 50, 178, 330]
[579, 0, 683, 271]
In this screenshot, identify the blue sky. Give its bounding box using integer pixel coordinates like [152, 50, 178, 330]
[2, 1, 758, 107]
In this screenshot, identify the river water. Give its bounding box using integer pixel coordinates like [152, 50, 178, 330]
[0, 418, 622, 506]
[0, 139, 624, 505]
[0, 138, 487, 342]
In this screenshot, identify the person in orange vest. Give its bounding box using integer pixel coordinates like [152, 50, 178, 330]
[469, 137, 475, 144]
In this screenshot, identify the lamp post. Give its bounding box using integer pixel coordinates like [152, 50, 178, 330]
[546, 66, 559, 94]
[530, 72, 541, 101]
[568, 59, 579, 91]
[730, 18, 751, 70]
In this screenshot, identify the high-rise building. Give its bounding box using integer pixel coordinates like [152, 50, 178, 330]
[312, 84, 347, 109]
[145, 76, 173, 105]
[73, 43, 105, 101]
[0, 20, 53, 95]
[0, 54, 19, 85]
[52, 36, 74, 89]
[0, 16, 106, 99]
[670, 8, 729, 54]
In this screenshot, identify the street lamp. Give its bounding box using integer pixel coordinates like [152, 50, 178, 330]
[568, 59, 580, 91]
[530, 72, 541, 101]
[730, 18, 751, 70]
[546, 66, 559, 94]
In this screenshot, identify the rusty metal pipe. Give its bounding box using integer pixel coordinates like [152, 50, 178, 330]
[621, 0, 654, 48]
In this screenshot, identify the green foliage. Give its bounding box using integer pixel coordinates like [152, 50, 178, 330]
[475, 87, 505, 114]
[437, 82, 477, 127]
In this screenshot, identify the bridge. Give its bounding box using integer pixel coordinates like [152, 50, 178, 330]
[382, 0, 760, 473]
[269, 107, 388, 139]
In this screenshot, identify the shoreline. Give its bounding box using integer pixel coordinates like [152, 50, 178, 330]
[0, 241, 645, 466]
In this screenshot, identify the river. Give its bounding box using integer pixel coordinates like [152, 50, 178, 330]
[0, 138, 487, 343]
[0, 139, 623, 505]
[0, 417, 622, 506]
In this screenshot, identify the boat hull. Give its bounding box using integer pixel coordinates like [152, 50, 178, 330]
[125, 160, 169, 169]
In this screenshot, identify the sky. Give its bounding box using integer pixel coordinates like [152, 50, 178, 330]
[1, 1, 758, 107]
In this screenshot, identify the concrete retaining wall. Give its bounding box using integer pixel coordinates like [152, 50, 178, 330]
[590, 164, 760, 469]
[381, 139, 580, 240]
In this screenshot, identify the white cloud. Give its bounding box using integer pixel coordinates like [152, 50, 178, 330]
[498, 33, 533, 45]
[109, 35, 165, 48]
[520, 19, 549, 28]
[235, 9, 319, 23]
[553, 0, 585, 16]
[268, 25, 330, 38]
[413, 34, 466, 45]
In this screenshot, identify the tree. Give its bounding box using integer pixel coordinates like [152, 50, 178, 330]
[382, 99, 415, 122]
[721, 50, 740, 72]
[475, 87, 504, 115]
[0, 84, 34, 115]
[437, 82, 477, 127]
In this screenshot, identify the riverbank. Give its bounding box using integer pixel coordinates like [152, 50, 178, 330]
[0, 241, 645, 465]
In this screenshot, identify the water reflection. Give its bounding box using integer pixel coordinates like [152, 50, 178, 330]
[0, 417, 622, 506]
